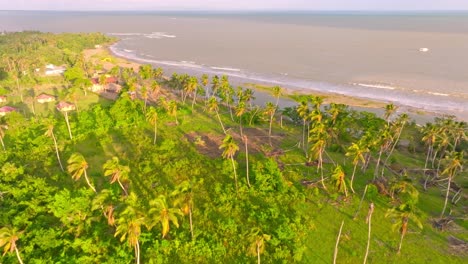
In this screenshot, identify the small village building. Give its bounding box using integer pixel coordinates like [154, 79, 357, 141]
[0, 95, 6, 103]
[36, 93, 56, 104]
[56, 101, 76, 112]
[45, 64, 66, 76]
[0, 106, 16, 116]
[89, 76, 119, 92]
[106, 83, 123, 93]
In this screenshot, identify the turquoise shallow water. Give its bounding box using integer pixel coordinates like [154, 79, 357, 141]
[1, 11, 467, 119]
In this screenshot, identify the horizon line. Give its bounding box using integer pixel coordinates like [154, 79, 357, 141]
[1, 9, 468, 12]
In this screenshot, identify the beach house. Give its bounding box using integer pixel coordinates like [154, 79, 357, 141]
[89, 76, 120, 92]
[0, 106, 16, 116]
[0, 95, 6, 103]
[56, 101, 76, 112]
[36, 93, 56, 104]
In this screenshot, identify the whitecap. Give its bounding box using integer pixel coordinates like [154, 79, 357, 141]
[211, 66, 242, 72]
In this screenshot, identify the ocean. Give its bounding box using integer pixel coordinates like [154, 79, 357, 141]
[1, 11, 468, 120]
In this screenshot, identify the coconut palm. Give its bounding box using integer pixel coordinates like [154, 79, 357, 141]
[103, 157, 130, 196]
[247, 228, 270, 264]
[243, 135, 251, 188]
[44, 120, 64, 172]
[309, 124, 329, 190]
[236, 101, 247, 137]
[148, 195, 182, 238]
[385, 203, 423, 254]
[297, 101, 310, 154]
[220, 134, 240, 195]
[384, 103, 397, 124]
[264, 102, 276, 144]
[332, 165, 348, 197]
[146, 106, 159, 144]
[91, 189, 116, 226]
[345, 141, 369, 193]
[211, 75, 220, 97]
[272, 86, 282, 108]
[243, 88, 255, 109]
[374, 126, 392, 179]
[201, 73, 209, 98]
[171, 181, 195, 239]
[153, 67, 163, 80]
[381, 113, 409, 177]
[67, 153, 97, 193]
[363, 203, 374, 264]
[115, 202, 145, 264]
[440, 151, 464, 218]
[0, 118, 7, 151]
[0, 226, 24, 264]
[140, 86, 149, 112]
[162, 99, 179, 125]
[421, 123, 438, 170]
[207, 96, 226, 134]
[150, 81, 161, 100]
[60, 109, 74, 140]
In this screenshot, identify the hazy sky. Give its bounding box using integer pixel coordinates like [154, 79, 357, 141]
[1, 0, 468, 11]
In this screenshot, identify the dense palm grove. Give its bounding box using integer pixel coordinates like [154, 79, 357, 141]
[0, 32, 466, 263]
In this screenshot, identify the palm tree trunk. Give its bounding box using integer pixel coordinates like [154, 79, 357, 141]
[153, 122, 157, 145]
[83, 169, 97, 193]
[239, 117, 243, 137]
[64, 112, 73, 140]
[333, 220, 345, 264]
[319, 150, 327, 191]
[363, 203, 374, 264]
[51, 131, 64, 171]
[216, 111, 227, 134]
[0, 135, 5, 151]
[268, 114, 274, 146]
[397, 225, 406, 254]
[374, 147, 384, 179]
[189, 208, 194, 240]
[231, 157, 239, 196]
[424, 145, 433, 171]
[350, 163, 357, 193]
[353, 185, 368, 219]
[302, 120, 306, 152]
[118, 178, 128, 196]
[15, 247, 24, 264]
[244, 136, 251, 187]
[257, 241, 261, 264]
[191, 89, 197, 110]
[440, 176, 452, 218]
[135, 240, 141, 264]
[228, 102, 234, 121]
[381, 127, 404, 177]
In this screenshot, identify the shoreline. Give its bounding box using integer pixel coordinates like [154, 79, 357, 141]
[93, 45, 461, 124]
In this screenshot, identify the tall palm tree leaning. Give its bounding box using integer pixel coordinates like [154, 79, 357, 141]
[247, 228, 271, 264]
[264, 102, 276, 145]
[381, 113, 409, 177]
[363, 202, 374, 264]
[67, 153, 97, 193]
[103, 157, 130, 196]
[440, 151, 464, 218]
[146, 106, 159, 145]
[243, 135, 251, 188]
[44, 121, 64, 172]
[220, 134, 240, 196]
[385, 203, 423, 254]
[0, 226, 24, 264]
[207, 96, 226, 134]
[345, 141, 369, 193]
[235, 101, 247, 137]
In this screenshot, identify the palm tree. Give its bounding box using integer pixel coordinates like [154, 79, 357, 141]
[201, 74, 209, 98]
[150, 81, 161, 100]
[162, 99, 179, 125]
[220, 134, 240, 195]
[243, 135, 251, 188]
[311, 95, 323, 111]
[309, 123, 329, 190]
[91, 189, 116, 226]
[421, 123, 438, 170]
[345, 142, 369, 193]
[171, 181, 195, 239]
[0, 118, 7, 151]
[297, 101, 310, 154]
[60, 108, 74, 140]
[44, 120, 64, 172]
[374, 126, 392, 179]
[363, 203, 374, 264]
[243, 88, 255, 109]
[0, 226, 24, 264]
[384, 103, 397, 124]
[440, 151, 464, 218]
[140, 86, 149, 113]
[146, 106, 159, 144]
[207, 96, 226, 134]
[385, 203, 423, 254]
[381, 113, 409, 177]
[103, 157, 130, 196]
[211, 75, 220, 97]
[189, 77, 199, 109]
[236, 101, 247, 137]
[272, 86, 282, 109]
[115, 203, 145, 264]
[148, 195, 182, 238]
[333, 220, 345, 264]
[247, 228, 270, 264]
[67, 153, 97, 193]
[264, 102, 276, 145]
[332, 165, 348, 197]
